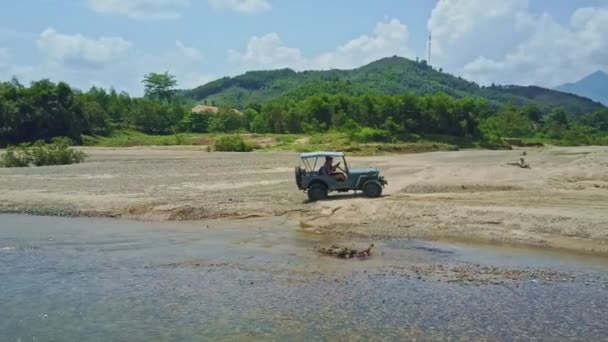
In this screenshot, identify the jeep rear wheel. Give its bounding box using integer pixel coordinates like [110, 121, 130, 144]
[307, 183, 328, 202]
[363, 181, 382, 198]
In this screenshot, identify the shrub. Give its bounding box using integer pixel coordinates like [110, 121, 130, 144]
[0, 145, 31, 167]
[174, 133, 185, 145]
[81, 135, 100, 146]
[214, 135, 254, 152]
[0, 138, 86, 167]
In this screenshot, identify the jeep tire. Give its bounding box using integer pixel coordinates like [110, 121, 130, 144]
[363, 181, 382, 198]
[307, 183, 328, 202]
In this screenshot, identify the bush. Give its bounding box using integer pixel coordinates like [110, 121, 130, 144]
[0, 145, 31, 167]
[0, 138, 86, 167]
[81, 135, 100, 146]
[214, 135, 254, 152]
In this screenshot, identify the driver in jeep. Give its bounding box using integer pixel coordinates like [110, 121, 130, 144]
[319, 156, 347, 182]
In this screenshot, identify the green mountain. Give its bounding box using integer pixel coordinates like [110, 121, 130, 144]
[555, 70, 608, 105]
[184, 57, 604, 116]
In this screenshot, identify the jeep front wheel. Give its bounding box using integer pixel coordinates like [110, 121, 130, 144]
[307, 183, 328, 202]
[363, 181, 382, 198]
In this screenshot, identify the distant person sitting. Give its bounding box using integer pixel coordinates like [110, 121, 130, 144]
[319, 156, 347, 182]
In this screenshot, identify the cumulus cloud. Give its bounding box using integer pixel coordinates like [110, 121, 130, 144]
[142, 40, 210, 89]
[229, 18, 412, 71]
[428, 0, 528, 59]
[208, 0, 271, 14]
[37, 28, 132, 69]
[3, 32, 208, 95]
[176, 40, 203, 62]
[87, 0, 190, 20]
[228, 33, 305, 70]
[428, 0, 608, 87]
[463, 7, 608, 86]
[314, 18, 411, 70]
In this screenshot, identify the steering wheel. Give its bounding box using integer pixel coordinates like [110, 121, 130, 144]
[336, 162, 346, 173]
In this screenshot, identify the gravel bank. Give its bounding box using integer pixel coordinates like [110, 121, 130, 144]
[1, 145, 608, 253]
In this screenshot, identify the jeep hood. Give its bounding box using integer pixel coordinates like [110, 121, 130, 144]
[349, 167, 379, 175]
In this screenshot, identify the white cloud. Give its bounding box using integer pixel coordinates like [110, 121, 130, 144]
[428, 0, 608, 87]
[229, 18, 412, 71]
[465, 8, 608, 87]
[208, 0, 270, 14]
[175, 40, 203, 62]
[314, 18, 411, 70]
[37, 28, 132, 69]
[87, 0, 190, 20]
[428, 0, 528, 58]
[228, 33, 305, 70]
[3, 33, 209, 95]
[142, 40, 210, 89]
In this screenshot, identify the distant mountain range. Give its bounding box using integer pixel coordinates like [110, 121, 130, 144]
[184, 57, 605, 116]
[555, 70, 608, 106]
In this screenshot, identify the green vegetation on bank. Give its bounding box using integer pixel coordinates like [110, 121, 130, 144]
[81, 130, 459, 156]
[0, 138, 85, 167]
[214, 135, 255, 152]
[1, 65, 607, 153]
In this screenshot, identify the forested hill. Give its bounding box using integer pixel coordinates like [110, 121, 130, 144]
[184, 56, 604, 116]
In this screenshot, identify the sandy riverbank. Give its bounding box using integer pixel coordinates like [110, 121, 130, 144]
[1, 145, 607, 253]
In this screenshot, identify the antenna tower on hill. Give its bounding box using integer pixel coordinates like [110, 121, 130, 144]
[427, 32, 432, 66]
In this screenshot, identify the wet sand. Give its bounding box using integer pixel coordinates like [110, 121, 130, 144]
[1, 145, 608, 253]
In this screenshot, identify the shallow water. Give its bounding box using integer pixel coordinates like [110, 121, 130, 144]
[1, 215, 607, 341]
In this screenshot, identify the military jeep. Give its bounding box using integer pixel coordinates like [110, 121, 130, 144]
[295, 151, 388, 202]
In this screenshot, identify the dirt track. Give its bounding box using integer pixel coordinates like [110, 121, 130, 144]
[1, 146, 608, 253]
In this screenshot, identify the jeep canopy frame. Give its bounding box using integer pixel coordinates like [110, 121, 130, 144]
[298, 151, 349, 174]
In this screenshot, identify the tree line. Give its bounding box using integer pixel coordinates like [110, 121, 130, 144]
[1, 73, 607, 148]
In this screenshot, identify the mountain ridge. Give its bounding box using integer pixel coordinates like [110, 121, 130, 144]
[184, 57, 604, 116]
[555, 70, 608, 105]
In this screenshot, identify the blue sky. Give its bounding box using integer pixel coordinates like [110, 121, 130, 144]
[1, 0, 607, 95]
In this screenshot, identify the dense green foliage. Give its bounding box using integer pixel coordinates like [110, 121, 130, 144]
[184, 57, 604, 117]
[1, 62, 607, 150]
[214, 135, 254, 152]
[0, 78, 188, 146]
[234, 93, 608, 146]
[1, 138, 86, 167]
[143, 72, 178, 102]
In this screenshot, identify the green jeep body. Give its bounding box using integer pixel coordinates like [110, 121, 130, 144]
[295, 151, 388, 201]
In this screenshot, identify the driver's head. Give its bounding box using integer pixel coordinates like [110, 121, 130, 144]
[325, 156, 333, 164]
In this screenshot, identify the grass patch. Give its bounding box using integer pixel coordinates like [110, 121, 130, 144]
[82, 130, 210, 147]
[83, 130, 304, 149]
[1, 138, 86, 167]
[81, 130, 528, 156]
[268, 132, 458, 156]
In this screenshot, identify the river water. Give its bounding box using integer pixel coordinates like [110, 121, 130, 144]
[1, 214, 607, 341]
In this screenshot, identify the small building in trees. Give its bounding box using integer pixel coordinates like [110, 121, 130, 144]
[192, 105, 220, 114]
[191, 104, 242, 115]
